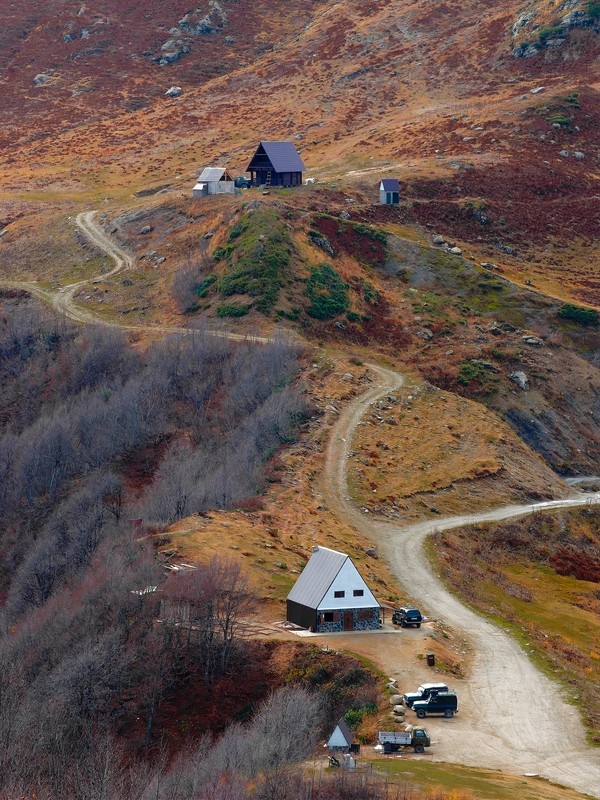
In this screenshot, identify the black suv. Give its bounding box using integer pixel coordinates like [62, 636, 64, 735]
[413, 691, 458, 718]
[392, 606, 423, 628]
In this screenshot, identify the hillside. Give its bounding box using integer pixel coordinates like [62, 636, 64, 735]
[1, 0, 599, 303]
[0, 2, 599, 798]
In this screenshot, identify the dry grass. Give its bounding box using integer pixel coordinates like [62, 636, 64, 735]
[347, 380, 569, 521]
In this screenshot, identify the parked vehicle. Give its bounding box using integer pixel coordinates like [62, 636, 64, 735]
[412, 691, 458, 718]
[392, 606, 423, 627]
[403, 683, 449, 708]
[378, 727, 431, 753]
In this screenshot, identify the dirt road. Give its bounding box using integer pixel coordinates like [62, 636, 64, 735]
[322, 364, 600, 798]
[2, 212, 272, 343]
[3, 213, 599, 794]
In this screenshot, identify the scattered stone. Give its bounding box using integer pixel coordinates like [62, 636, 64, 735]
[334, 321, 347, 330]
[33, 73, 52, 86]
[432, 234, 445, 245]
[365, 548, 378, 558]
[156, 256, 166, 264]
[573, 151, 585, 160]
[497, 244, 515, 255]
[165, 86, 183, 97]
[393, 705, 405, 714]
[522, 335, 544, 347]
[559, 150, 569, 158]
[203, 230, 215, 239]
[121, 279, 133, 286]
[339, 211, 351, 219]
[390, 695, 403, 706]
[471, 359, 500, 373]
[449, 246, 462, 255]
[530, 86, 545, 94]
[509, 371, 530, 390]
[416, 328, 434, 340]
[140, 225, 153, 234]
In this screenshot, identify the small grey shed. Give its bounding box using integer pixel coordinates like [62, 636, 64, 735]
[327, 718, 353, 752]
[193, 167, 236, 197]
[379, 178, 400, 205]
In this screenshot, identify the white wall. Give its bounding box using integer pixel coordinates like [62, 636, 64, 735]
[317, 558, 378, 610]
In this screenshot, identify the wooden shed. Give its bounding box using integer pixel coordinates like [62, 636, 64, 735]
[379, 178, 400, 205]
[246, 141, 305, 188]
[193, 167, 236, 197]
[286, 546, 380, 633]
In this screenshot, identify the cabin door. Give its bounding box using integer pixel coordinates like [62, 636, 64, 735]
[343, 611, 354, 631]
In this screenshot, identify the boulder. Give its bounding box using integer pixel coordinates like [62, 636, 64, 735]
[33, 73, 51, 86]
[140, 225, 153, 235]
[509, 371, 529, 390]
[522, 335, 544, 347]
[432, 234, 445, 245]
[390, 694, 403, 706]
[165, 86, 183, 97]
[573, 151, 585, 160]
[393, 705, 405, 714]
[449, 246, 462, 255]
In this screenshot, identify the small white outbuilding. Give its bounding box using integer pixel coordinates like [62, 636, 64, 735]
[327, 718, 353, 752]
[192, 167, 236, 197]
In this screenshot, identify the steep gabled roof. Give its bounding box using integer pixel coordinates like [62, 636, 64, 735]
[287, 546, 347, 607]
[198, 167, 233, 182]
[328, 718, 353, 747]
[247, 141, 306, 173]
[380, 178, 400, 192]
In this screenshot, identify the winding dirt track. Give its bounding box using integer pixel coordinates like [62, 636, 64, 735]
[3, 214, 600, 795]
[3, 212, 270, 343]
[322, 365, 600, 798]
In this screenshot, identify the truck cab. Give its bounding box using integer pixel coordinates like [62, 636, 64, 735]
[403, 682, 449, 708]
[413, 691, 458, 718]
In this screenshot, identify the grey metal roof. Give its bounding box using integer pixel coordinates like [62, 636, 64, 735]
[335, 718, 353, 746]
[247, 141, 306, 173]
[381, 178, 400, 192]
[198, 167, 231, 182]
[287, 546, 347, 608]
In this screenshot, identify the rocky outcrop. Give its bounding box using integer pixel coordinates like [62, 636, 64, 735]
[154, 2, 229, 66]
[512, 0, 599, 57]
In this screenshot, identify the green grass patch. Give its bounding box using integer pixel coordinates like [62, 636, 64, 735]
[372, 758, 588, 800]
[558, 303, 599, 326]
[215, 303, 251, 317]
[306, 263, 350, 319]
[214, 208, 295, 313]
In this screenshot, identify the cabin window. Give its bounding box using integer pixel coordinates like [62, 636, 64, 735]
[353, 589, 364, 597]
[323, 612, 334, 622]
[357, 609, 373, 621]
[334, 590, 345, 598]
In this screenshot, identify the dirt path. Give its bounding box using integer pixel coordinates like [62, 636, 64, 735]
[322, 364, 600, 798]
[2, 211, 272, 343]
[3, 213, 599, 794]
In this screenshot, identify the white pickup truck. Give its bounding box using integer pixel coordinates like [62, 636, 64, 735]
[378, 728, 431, 753]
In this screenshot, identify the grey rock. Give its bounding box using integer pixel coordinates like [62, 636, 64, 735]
[165, 86, 183, 97]
[573, 151, 585, 160]
[121, 279, 133, 286]
[33, 73, 51, 86]
[509, 371, 529, 390]
[140, 225, 153, 234]
[432, 234, 445, 245]
[530, 86, 545, 94]
[203, 230, 215, 239]
[365, 548, 378, 558]
[471, 359, 500, 373]
[416, 328, 434, 340]
[339, 211, 351, 219]
[449, 246, 462, 255]
[156, 256, 166, 264]
[390, 695, 403, 705]
[559, 150, 570, 158]
[522, 335, 544, 347]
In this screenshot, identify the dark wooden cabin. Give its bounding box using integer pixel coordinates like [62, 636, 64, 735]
[246, 141, 306, 188]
